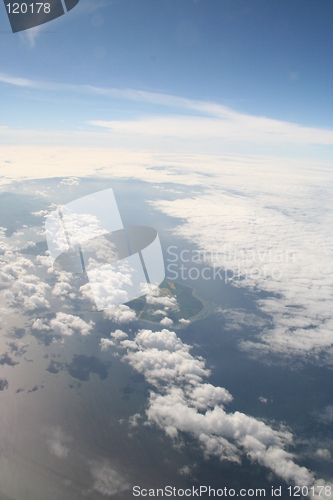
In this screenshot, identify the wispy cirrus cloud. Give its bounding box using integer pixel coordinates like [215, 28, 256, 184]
[0, 73, 37, 88]
[0, 72, 332, 147]
[19, 26, 43, 49]
[90, 115, 333, 145]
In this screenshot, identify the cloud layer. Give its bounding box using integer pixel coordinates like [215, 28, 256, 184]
[103, 327, 321, 487]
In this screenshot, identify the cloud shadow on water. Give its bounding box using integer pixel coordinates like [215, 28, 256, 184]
[67, 355, 111, 382]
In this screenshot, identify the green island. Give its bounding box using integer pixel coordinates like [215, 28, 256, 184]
[126, 280, 204, 325]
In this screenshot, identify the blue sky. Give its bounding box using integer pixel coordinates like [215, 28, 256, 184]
[0, 0, 332, 153]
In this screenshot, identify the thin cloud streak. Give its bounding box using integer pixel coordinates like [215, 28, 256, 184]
[0, 72, 333, 145]
[90, 116, 333, 145]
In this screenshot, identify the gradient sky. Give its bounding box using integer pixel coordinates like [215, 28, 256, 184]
[0, 0, 332, 134]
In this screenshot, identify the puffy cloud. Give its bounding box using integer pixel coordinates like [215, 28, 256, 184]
[32, 318, 50, 331]
[188, 384, 233, 409]
[121, 329, 208, 386]
[0, 249, 51, 312]
[50, 312, 94, 336]
[128, 413, 141, 428]
[80, 278, 138, 322]
[79, 281, 96, 305]
[152, 309, 167, 316]
[100, 338, 115, 351]
[111, 329, 128, 340]
[60, 177, 80, 186]
[36, 254, 54, 272]
[100, 330, 129, 352]
[312, 480, 333, 499]
[125, 347, 206, 385]
[0, 256, 34, 286]
[198, 433, 240, 463]
[32, 209, 49, 217]
[52, 271, 74, 300]
[60, 212, 106, 245]
[146, 388, 313, 485]
[103, 305, 136, 323]
[113, 327, 319, 486]
[315, 449, 332, 461]
[160, 317, 173, 327]
[4, 273, 50, 311]
[144, 284, 179, 311]
[87, 262, 134, 308]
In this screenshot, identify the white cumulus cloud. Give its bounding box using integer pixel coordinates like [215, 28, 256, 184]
[50, 312, 94, 336]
